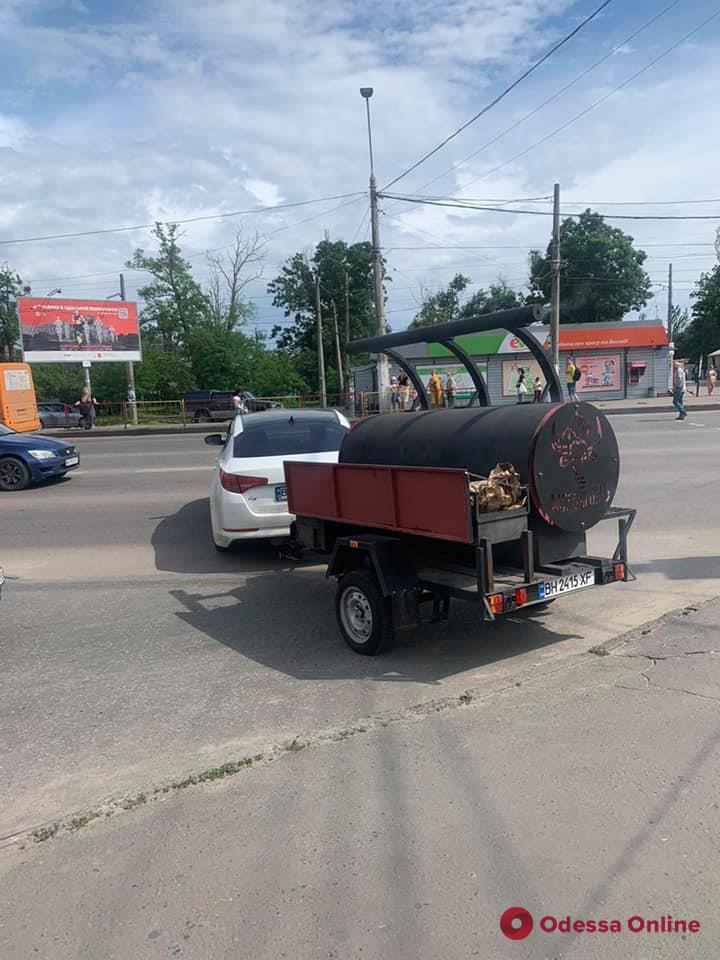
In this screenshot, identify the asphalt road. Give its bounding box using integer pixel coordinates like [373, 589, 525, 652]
[1, 411, 720, 840]
[2, 598, 718, 959]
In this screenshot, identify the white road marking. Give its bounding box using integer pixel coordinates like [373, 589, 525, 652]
[73, 466, 214, 476]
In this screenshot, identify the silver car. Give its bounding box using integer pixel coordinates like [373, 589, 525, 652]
[38, 403, 83, 430]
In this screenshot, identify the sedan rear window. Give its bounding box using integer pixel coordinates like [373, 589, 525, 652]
[233, 417, 347, 458]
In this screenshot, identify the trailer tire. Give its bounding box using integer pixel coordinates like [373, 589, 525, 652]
[336, 569, 393, 655]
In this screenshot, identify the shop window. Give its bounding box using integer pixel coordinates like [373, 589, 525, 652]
[628, 361, 647, 385]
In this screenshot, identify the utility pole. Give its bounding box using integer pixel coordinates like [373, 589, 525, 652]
[344, 271, 351, 389]
[314, 271, 327, 407]
[667, 262, 674, 394]
[120, 272, 138, 425]
[332, 301, 344, 393]
[550, 182, 561, 374]
[361, 87, 390, 410]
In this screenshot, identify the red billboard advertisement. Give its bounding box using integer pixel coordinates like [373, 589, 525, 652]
[18, 297, 141, 363]
[575, 354, 622, 392]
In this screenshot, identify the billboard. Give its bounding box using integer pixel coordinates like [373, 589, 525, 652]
[575, 354, 621, 392]
[415, 362, 488, 401]
[19, 297, 141, 363]
[502, 359, 547, 397]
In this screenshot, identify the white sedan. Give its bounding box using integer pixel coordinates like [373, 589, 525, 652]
[207, 408, 350, 549]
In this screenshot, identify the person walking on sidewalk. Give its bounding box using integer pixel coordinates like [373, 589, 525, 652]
[428, 369, 444, 408]
[566, 357, 579, 402]
[515, 367, 528, 403]
[708, 367, 717, 396]
[74, 386, 97, 430]
[673, 360, 687, 420]
[445, 370, 457, 408]
[533, 376, 543, 403]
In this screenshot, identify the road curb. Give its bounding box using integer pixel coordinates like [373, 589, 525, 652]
[600, 402, 719, 417]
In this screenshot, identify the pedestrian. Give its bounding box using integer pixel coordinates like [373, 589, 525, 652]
[445, 370, 457, 408]
[566, 357, 579, 402]
[232, 387, 248, 415]
[516, 367, 528, 403]
[429, 369, 444, 408]
[533, 376, 543, 403]
[398, 371, 410, 410]
[389, 376, 401, 412]
[708, 367, 717, 396]
[74, 386, 97, 430]
[672, 360, 687, 421]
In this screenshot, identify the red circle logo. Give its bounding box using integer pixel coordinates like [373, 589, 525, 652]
[500, 907, 534, 941]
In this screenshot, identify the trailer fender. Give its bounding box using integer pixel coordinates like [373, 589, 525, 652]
[327, 535, 419, 629]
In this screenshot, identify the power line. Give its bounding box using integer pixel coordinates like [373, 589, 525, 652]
[394, 0, 681, 203]
[381, 194, 720, 221]
[447, 6, 720, 193]
[381, 0, 613, 191]
[0, 192, 366, 246]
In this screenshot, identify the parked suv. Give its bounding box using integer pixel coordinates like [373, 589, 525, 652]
[183, 390, 280, 422]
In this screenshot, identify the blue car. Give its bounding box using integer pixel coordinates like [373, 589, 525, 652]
[0, 423, 80, 491]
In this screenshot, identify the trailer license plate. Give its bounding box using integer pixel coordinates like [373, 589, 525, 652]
[539, 570, 594, 599]
[275, 485, 287, 502]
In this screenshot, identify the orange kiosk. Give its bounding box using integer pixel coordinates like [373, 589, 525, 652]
[0, 362, 41, 432]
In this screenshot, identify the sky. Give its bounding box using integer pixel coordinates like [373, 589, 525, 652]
[2, 0, 720, 336]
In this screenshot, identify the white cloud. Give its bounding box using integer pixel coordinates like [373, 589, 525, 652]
[243, 179, 284, 207]
[0, 0, 717, 326]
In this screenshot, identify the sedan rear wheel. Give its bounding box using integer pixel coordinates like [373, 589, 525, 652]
[0, 457, 31, 492]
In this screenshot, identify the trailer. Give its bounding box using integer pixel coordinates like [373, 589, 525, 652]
[283, 306, 636, 655]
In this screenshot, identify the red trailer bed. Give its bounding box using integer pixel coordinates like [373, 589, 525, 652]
[284, 460, 474, 544]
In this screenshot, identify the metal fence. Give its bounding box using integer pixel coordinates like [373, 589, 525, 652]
[42, 394, 366, 429]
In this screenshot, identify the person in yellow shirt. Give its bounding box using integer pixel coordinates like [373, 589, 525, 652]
[565, 357, 578, 402]
[428, 369, 444, 407]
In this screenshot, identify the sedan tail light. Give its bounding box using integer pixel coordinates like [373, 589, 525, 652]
[219, 470, 268, 494]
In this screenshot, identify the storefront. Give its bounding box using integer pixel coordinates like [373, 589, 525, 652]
[354, 320, 670, 405]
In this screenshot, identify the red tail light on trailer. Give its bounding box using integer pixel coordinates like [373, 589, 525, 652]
[219, 470, 268, 494]
[488, 593, 505, 615]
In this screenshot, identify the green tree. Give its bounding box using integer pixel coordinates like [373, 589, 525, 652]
[185, 325, 263, 391]
[31, 364, 83, 403]
[0, 265, 30, 359]
[459, 280, 523, 318]
[674, 266, 720, 359]
[127, 223, 210, 349]
[528, 210, 652, 323]
[268, 238, 378, 391]
[410, 273, 469, 329]
[133, 339, 194, 399]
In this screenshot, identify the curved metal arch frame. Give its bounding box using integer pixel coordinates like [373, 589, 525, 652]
[384, 347, 429, 410]
[438, 339, 490, 407]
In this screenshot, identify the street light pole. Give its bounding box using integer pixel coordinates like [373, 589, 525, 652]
[119, 273, 138, 425]
[360, 87, 389, 411]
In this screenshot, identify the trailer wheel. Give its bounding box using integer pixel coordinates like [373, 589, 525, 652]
[336, 569, 393, 655]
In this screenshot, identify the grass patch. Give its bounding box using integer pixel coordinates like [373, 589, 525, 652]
[67, 811, 101, 832]
[32, 823, 60, 843]
[458, 692, 473, 705]
[169, 754, 264, 791]
[121, 793, 147, 811]
[284, 738, 306, 752]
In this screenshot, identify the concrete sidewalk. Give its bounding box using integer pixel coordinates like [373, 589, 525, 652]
[38, 394, 720, 437]
[2, 598, 718, 959]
